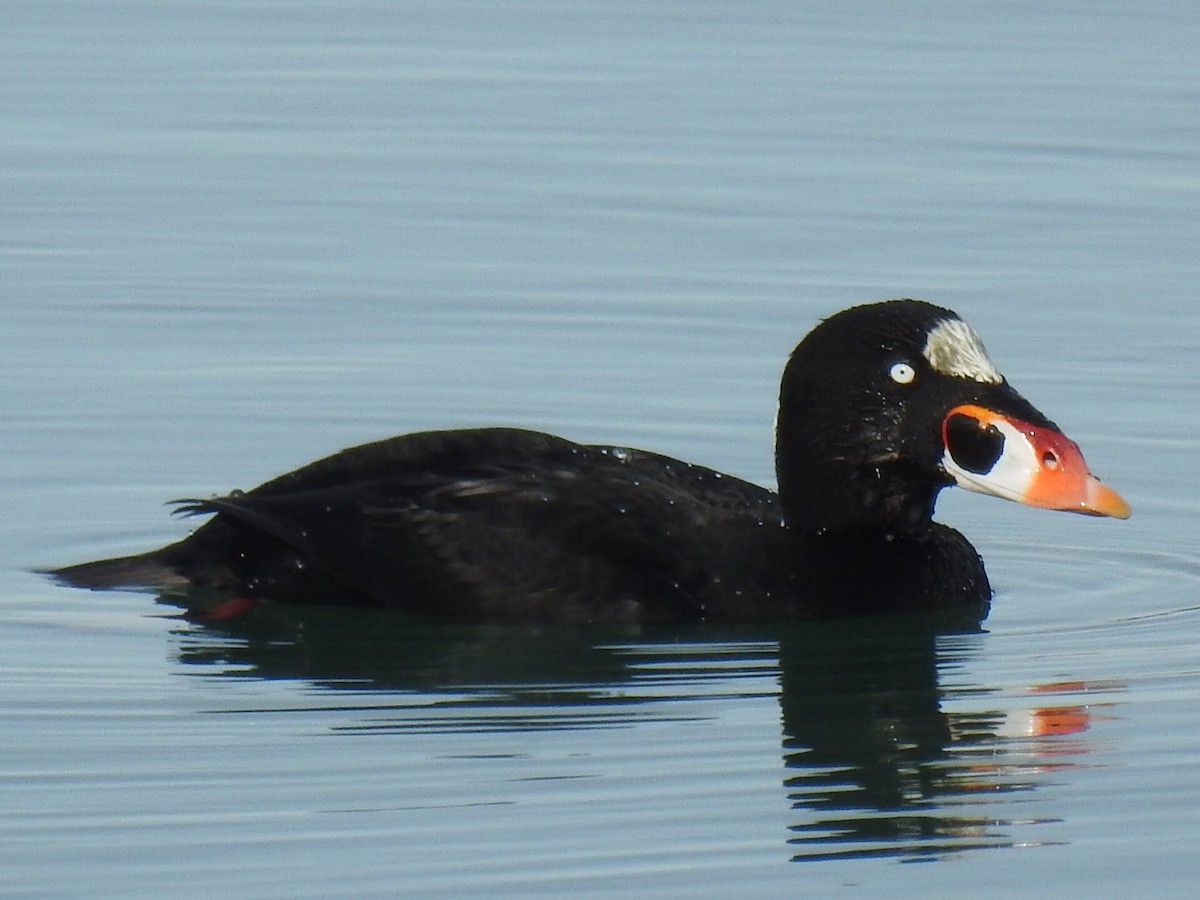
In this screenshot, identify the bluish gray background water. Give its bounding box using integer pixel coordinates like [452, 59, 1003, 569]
[3, 2, 1198, 896]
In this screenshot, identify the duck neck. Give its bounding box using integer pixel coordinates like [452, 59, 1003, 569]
[775, 413, 943, 537]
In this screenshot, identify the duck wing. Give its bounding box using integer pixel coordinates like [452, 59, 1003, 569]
[163, 428, 780, 622]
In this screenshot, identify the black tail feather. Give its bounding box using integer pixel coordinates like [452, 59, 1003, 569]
[41, 550, 184, 592]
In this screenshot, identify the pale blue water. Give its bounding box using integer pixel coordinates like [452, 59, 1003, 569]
[3, 2, 1199, 896]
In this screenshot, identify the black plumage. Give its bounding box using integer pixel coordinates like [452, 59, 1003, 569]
[48, 299, 1125, 623]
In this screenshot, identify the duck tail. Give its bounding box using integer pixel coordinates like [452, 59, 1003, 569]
[41, 549, 184, 592]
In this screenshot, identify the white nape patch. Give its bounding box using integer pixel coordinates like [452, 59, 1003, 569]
[922, 318, 1004, 384]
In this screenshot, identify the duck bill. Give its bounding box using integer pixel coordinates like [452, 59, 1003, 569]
[941, 404, 1131, 519]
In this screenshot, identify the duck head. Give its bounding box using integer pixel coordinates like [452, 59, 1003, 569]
[774, 299, 1130, 534]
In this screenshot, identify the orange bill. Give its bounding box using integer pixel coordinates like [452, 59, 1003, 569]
[940, 403, 1130, 519]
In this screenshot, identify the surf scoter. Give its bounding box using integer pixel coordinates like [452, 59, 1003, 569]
[48, 299, 1129, 623]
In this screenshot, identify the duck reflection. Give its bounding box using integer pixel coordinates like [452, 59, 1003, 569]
[166, 599, 1110, 860]
[779, 618, 1032, 860]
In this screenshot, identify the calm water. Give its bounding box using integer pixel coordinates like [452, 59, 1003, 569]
[3, 1, 1199, 896]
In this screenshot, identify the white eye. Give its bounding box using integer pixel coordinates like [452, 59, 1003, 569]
[889, 362, 916, 385]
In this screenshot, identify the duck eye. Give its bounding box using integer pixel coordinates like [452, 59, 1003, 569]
[889, 362, 916, 385]
[945, 413, 1004, 474]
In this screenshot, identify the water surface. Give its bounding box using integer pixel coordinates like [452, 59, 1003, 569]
[3, 1, 1199, 896]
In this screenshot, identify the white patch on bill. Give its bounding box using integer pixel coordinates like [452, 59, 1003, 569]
[922, 318, 1004, 384]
